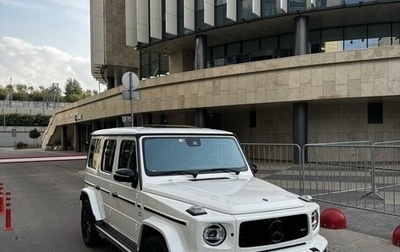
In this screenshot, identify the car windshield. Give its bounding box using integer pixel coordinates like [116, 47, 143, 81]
[143, 136, 247, 176]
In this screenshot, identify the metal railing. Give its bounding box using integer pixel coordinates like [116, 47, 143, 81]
[242, 141, 400, 216]
[241, 143, 302, 195]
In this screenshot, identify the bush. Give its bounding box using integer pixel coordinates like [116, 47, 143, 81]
[1, 113, 51, 126]
[16, 141, 28, 149]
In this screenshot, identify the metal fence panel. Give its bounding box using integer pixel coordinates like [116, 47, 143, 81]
[242, 142, 400, 216]
[241, 143, 302, 195]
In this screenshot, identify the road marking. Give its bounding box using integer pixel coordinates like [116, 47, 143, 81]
[0, 156, 87, 164]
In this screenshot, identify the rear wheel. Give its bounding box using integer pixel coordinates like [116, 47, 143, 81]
[81, 198, 102, 247]
[141, 235, 168, 252]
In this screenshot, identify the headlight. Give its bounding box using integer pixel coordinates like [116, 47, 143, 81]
[311, 210, 319, 230]
[203, 223, 226, 246]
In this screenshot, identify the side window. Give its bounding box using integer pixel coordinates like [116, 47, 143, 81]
[101, 139, 117, 173]
[87, 138, 100, 169]
[118, 140, 137, 171]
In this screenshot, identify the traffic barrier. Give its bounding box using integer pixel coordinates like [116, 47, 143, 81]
[3, 191, 13, 230]
[0, 183, 4, 214]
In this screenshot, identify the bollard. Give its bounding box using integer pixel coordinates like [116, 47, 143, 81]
[0, 183, 4, 215]
[393, 225, 400, 247]
[3, 191, 13, 230]
[320, 208, 347, 229]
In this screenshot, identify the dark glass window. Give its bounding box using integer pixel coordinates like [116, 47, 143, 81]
[87, 139, 100, 169]
[344, 26, 367, 51]
[140, 51, 169, 79]
[249, 110, 256, 128]
[368, 103, 383, 124]
[368, 24, 391, 48]
[195, 0, 206, 30]
[177, 0, 185, 35]
[392, 23, 400, 45]
[261, 0, 276, 16]
[215, 0, 233, 26]
[289, 0, 306, 13]
[118, 140, 137, 171]
[101, 140, 117, 173]
[238, 0, 257, 21]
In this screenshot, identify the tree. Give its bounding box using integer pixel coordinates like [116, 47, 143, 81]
[29, 128, 41, 146]
[64, 78, 83, 102]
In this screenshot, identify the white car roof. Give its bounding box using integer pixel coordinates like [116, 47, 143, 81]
[91, 126, 234, 136]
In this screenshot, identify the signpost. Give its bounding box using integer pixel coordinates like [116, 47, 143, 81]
[122, 72, 140, 127]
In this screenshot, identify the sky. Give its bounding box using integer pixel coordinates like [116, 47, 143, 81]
[0, 0, 102, 92]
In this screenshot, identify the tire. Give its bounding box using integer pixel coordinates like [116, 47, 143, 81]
[141, 235, 168, 252]
[81, 199, 102, 247]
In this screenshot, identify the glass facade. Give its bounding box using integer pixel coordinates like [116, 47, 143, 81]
[139, 1, 400, 78]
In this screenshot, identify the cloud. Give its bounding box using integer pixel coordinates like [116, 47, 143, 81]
[0, 37, 101, 92]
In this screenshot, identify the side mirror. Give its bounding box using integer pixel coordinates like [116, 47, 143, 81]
[250, 163, 258, 175]
[114, 168, 139, 187]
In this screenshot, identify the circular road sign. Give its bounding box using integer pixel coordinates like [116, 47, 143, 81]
[122, 72, 139, 90]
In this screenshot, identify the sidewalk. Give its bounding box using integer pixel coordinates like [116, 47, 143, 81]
[319, 202, 400, 252]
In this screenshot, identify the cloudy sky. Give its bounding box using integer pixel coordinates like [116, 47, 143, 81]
[0, 0, 102, 92]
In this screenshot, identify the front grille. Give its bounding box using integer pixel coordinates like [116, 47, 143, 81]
[239, 214, 308, 247]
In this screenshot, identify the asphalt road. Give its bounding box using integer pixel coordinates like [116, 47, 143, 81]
[0, 159, 120, 252]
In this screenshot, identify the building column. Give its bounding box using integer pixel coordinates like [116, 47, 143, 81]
[195, 109, 206, 128]
[74, 124, 82, 152]
[61, 125, 67, 151]
[294, 16, 309, 163]
[142, 113, 153, 126]
[294, 16, 309, 55]
[195, 35, 207, 70]
[293, 103, 308, 163]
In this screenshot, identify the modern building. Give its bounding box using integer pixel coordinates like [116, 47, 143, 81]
[42, 0, 400, 152]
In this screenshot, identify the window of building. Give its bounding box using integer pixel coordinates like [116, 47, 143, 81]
[102, 140, 117, 173]
[177, 0, 185, 35]
[140, 51, 169, 79]
[289, 0, 306, 13]
[238, 0, 257, 21]
[261, 0, 276, 16]
[226, 42, 241, 64]
[215, 0, 233, 26]
[344, 26, 367, 51]
[368, 103, 383, 124]
[393, 23, 400, 45]
[195, 0, 206, 30]
[321, 27, 343, 52]
[368, 24, 391, 48]
[211, 45, 226, 66]
[249, 110, 256, 128]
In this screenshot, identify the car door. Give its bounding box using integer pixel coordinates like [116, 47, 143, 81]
[109, 138, 143, 245]
[91, 137, 118, 228]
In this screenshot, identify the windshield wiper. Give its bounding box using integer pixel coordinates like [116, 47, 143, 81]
[162, 170, 198, 178]
[198, 168, 241, 175]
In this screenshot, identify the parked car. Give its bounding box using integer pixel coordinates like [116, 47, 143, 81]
[80, 126, 327, 252]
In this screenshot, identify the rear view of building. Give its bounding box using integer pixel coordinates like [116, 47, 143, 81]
[42, 0, 400, 151]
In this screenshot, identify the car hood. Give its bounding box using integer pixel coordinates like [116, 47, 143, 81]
[143, 177, 304, 215]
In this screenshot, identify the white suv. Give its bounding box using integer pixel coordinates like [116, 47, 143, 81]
[80, 127, 328, 252]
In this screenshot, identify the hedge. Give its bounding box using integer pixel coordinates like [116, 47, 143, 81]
[1, 113, 51, 127]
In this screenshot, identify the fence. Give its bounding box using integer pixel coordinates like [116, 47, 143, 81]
[241, 141, 400, 216]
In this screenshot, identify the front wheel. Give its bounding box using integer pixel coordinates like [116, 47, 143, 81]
[81, 199, 102, 247]
[141, 235, 168, 252]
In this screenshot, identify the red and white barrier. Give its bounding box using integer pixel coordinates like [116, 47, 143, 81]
[3, 191, 13, 230]
[0, 183, 4, 215]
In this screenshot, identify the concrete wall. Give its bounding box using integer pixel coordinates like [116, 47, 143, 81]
[0, 126, 47, 147]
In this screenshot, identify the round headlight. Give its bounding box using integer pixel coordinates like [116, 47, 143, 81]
[203, 223, 226, 246]
[311, 210, 319, 230]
